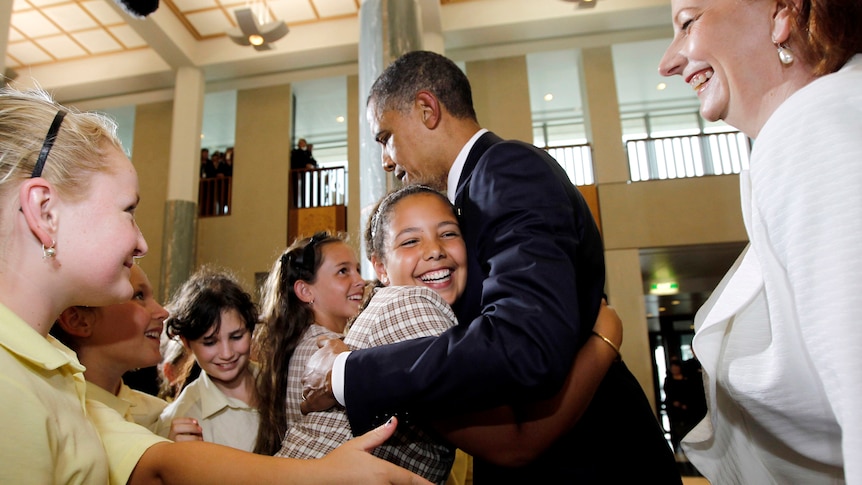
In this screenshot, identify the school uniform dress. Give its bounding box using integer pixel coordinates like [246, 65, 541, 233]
[278, 286, 455, 484]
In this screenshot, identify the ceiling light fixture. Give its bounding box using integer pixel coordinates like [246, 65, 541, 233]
[227, 1, 289, 52]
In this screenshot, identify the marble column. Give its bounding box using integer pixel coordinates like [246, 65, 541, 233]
[356, 0, 428, 276]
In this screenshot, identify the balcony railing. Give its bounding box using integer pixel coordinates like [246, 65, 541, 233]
[543, 131, 750, 185]
[199, 176, 232, 217]
[290, 166, 347, 209]
[546, 144, 594, 186]
[626, 132, 751, 182]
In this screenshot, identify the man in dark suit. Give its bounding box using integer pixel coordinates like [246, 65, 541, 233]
[302, 50, 679, 483]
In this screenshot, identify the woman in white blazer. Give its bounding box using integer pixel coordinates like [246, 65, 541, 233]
[659, 0, 862, 483]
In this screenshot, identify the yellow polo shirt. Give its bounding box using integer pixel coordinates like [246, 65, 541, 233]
[0, 303, 167, 484]
[87, 381, 167, 431]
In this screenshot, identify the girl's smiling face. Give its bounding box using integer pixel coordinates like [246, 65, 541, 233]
[87, 264, 167, 371]
[59, 146, 148, 306]
[304, 242, 366, 332]
[185, 308, 252, 388]
[374, 192, 467, 306]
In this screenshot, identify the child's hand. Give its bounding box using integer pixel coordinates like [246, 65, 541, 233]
[168, 417, 203, 442]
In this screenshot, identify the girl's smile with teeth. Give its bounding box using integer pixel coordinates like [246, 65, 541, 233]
[420, 268, 452, 283]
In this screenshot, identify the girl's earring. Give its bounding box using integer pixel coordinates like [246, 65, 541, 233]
[42, 240, 56, 259]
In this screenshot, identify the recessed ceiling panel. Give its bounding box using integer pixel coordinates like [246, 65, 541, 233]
[42, 3, 99, 31]
[11, 10, 61, 37]
[8, 28, 25, 42]
[27, 0, 68, 7]
[187, 9, 234, 37]
[172, 0, 220, 11]
[110, 25, 147, 48]
[73, 29, 123, 54]
[269, 0, 317, 23]
[313, 0, 358, 17]
[37, 35, 88, 59]
[6, 41, 53, 65]
[81, 0, 126, 24]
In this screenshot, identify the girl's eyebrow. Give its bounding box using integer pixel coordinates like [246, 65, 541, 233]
[394, 226, 421, 239]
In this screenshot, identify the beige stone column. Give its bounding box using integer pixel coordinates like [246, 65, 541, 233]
[580, 46, 656, 408]
[131, 101, 173, 299]
[466, 56, 532, 143]
[159, 67, 204, 302]
[0, 2, 10, 77]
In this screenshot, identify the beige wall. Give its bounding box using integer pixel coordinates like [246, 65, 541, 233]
[599, 175, 747, 250]
[466, 56, 533, 143]
[130, 100, 173, 298]
[196, 84, 292, 291]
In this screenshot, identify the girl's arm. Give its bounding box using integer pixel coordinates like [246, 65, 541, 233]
[436, 301, 621, 466]
[129, 417, 431, 485]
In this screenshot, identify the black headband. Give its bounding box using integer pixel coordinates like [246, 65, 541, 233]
[31, 110, 67, 178]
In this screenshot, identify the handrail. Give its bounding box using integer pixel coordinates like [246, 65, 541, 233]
[199, 176, 232, 217]
[626, 132, 751, 181]
[290, 166, 346, 209]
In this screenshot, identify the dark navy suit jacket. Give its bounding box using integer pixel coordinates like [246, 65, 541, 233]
[344, 132, 679, 482]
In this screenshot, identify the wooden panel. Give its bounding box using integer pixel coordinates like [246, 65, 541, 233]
[577, 184, 601, 235]
[288, 205, 347, 243]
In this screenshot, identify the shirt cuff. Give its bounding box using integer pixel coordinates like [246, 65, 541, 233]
[332, 350, 351, 406]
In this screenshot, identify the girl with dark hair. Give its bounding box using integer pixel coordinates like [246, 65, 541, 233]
[155, 267, 260, 452]
[254, 232, 366, 455]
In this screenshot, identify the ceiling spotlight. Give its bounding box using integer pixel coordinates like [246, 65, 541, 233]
[227, 6, 289, 51]
[544, 93, 554, 101]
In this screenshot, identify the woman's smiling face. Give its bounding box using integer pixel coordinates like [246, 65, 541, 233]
[659, 0, 784, 136]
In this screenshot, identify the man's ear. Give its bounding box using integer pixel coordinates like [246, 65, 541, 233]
[416, 91, 441, 129]
[56, 307, 96, 338]
[371, 256, 389, 285]
[294, 279, 315, 304]
[19, 178, 58, 250]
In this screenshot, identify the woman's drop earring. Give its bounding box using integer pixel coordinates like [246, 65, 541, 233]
[776, 42, 794, 65]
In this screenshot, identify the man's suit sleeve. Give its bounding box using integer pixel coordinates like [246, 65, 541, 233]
[344, 142, 603, 434]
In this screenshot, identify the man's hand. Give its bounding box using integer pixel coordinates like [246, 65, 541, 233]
[301, 337, 350, 414]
